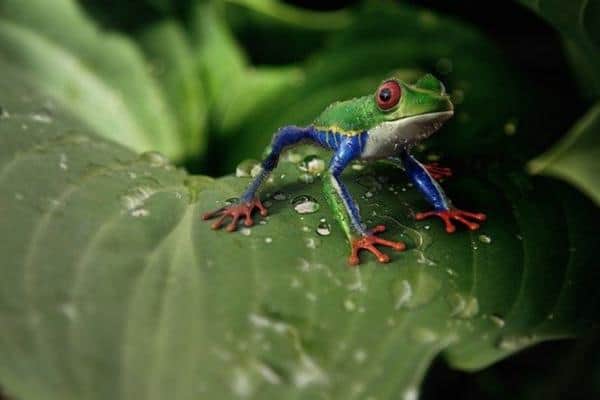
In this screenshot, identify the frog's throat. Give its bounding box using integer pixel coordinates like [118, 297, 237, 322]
[361, 111, 453, 159]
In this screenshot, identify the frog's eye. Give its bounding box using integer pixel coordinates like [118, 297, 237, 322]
[376, 80, 401, 110]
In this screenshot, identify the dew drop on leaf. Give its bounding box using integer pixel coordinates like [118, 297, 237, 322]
[298, 155, 325, 175]
[235, 159, 260, 177]
[316, 220, 331, 236]
[489, 313, 505, 327]
[478, 234, 492, 244]
[291, 195, 320, 214]
[392, 279, 413, 310]
[272, 191, 287, 201]
[446, 292, 479, 319]
[30, 108, 53, 123]
[140, 151, 171, 168]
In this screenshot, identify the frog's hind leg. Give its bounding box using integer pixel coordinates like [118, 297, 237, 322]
[324, 136, 405, 266]
[203, 125, 316, 231]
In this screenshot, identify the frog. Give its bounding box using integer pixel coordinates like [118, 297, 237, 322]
[203, 73, 486, 265]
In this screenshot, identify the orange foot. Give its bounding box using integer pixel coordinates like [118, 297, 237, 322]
[416, 208, 486, 233]
[202, 197, 268, 232]
[348, 225, 406, 266]
[424, 162, 452, 180]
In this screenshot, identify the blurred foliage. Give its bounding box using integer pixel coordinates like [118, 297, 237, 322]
[0, 0, 599, 399]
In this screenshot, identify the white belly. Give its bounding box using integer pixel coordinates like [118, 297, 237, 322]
[360, 111, 453, 159]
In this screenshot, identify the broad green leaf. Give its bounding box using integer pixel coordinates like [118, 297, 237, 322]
[1, 59, 599, 400]
[528, 102, 600, 205]
[518, 0, 600, 99]
[0, 0, 183, 158]
[192, 2, 305, 135]
[138, 20, 209, 158]
[225, 0, 352, 31]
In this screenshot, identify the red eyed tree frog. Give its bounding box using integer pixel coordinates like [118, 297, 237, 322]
[203, 73, 486, 265]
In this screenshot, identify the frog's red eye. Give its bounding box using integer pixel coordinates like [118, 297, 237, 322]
[376, 80, 401, 110]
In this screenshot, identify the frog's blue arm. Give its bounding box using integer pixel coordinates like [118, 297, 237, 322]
[394, 152, 451, 210]
[240, 126, 314, 202]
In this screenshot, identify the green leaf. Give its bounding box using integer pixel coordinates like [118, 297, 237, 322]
[0, 0, 183, 158]
[1, 58, 599, 400]
[517, 0, 600, 99]
[138, 20, 209, 159]
[528, 102, 600, 205]
[224, 0, 352, 31]
[192, 2, 305, 135]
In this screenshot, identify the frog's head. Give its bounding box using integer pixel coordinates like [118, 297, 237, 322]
[371, 73, 454, 142]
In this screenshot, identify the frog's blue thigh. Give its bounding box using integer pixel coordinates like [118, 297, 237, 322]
[400, 151, 450, 210]
[241, 125, 315, 201]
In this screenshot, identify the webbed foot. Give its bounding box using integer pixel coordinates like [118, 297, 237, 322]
[202, 197, 268, 232]
[415, 208, 486, 233]
[424, 162, 452, 180]
[348, 225, 406, 266]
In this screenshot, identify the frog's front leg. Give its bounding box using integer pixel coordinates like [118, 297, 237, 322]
[400, 150, 486, 233]
[326, 138, 405, 266]
[203, 126, 312, 231]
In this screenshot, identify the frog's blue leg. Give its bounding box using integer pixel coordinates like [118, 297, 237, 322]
[399, 151, 486, 233]
[203, 125, 313, 231]
[240, 125, 314, 202]
[325, 134, 405, 265]
[397, 152, 451, 211]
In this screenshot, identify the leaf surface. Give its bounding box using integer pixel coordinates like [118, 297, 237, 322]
[1, 59, 599, 400]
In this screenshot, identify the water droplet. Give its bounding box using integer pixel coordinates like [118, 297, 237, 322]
[436, 58, 453, 74]
[403, 387, 419, 400]
[0, 106, 9, 119]
[353, 349, 367, 363]
[344, 298, 356, 312]
[131, 208, 149, 217]
[411, 326, 438, 343]
[240, 228, 252, 236]
[265, 237, 273, 244]
[58, 153, 68, 170]
[392, 280, 413, 310]
[351, 162, 365, 171]
[447, 293, 479, 319]
[235, 159, 260, 177]
[272, 191, 287, 201]
[306, 292, 317, 302]
[316, 220, 331, 236]
[305, 237, 318, 249]
[298, 155, 325, 175]
[128, 171, 137, 179]
[291, 195, 320, 214]
[496, 334, 535, 351]
[140, 151, 171, 167]
[504, 118, 518, 136]
[298, 173, 315, 184]
[121, 186, 153, 211]
[489, 314, 505, 327]
[478, 234, 492, 244]
[231, 368, 253, 398]
[30, 108, 53, 123]
[59, 303, 77, 321]
[15, 192, 24, 201]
